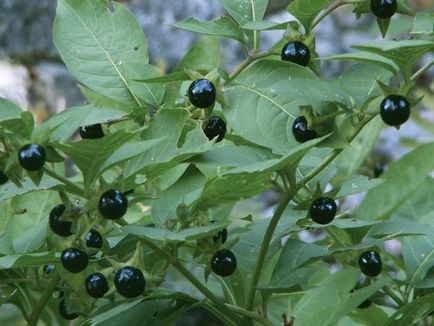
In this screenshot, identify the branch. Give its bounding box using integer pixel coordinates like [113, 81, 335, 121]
[44, 167, 86, 197]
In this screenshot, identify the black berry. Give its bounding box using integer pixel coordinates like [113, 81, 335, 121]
[18, 143, 46, 171]
[58, 299, 78, 320]
[292, 116, 318, 143]
[281, 41, 311, 67]
[98, 189, 128, 220]
[85, 272, 109, 298]
[380, 95, 410, 126]
[49, 204, 73, 237]
[213, 228, 228, 244]
[43, 264, 55, 275]
[79, 124, 104, 139]
[114, 266, 146, 298]
[374, 162, 385, 178]
[0, 171, 8, 185]
[188, 79, 216, 108]
[370, 0, 397, 19]
[85, 229, 103, 249]
[310, 197, 337, 225]
[204, 116, 226, 142]
[211, 249, 237, 277]
[358, 299, 372, 309]
[61, 248, 88, 273]
[358, 250, 382, 277]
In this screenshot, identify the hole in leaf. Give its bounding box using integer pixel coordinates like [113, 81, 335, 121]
[133, 46, 139, 51]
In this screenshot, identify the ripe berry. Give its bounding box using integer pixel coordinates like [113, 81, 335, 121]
[114, 266, 146, 298]
[18, 143, 46, 171]
[58, 300, 78, 320]
[210, 249, 237, 277]
[43, 264, 55, 275]
[85, 229, 103, 249]
[358, 299, 372, 309]
[292, 116, 318, 143]
[49, 204, 73, 237]
[61, 248, 88, 273]
[0, 171, 8, 185]
[188, 79, 216, 108]
[380, 95, 410, 126]
[79, 124, 104, 139]
[374, 162, 385, 178]
[370, 0, 397, 19]
[85, 272, 109, 298]
[310, 197, 337, 225]
[204, 117, 226, 142]
[98, 189, 128, 220]
[358, 250, 382, 277]
[213, 228, 228, 244]
[281, 41, 310, 67]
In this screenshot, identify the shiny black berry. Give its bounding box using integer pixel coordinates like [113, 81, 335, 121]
[211, 249, 237, 277]
[292, 116, 318, 143]
[0, 171, 8, 185]
[85, 272, 109, 298]
[188, 79, 216, 108]
[359, 250, 382, 277]
[58, 299, 78, 320]
[204, 117, 226, 142]
[370, 0, 397, 19]
[18, 143, 46, 171]
[380, 95, 410, 126]
[358, 299, 372, 309]
[49, 204, 72, 237]
[374, 162, 385, 178]
[310, 197, 337, 225]
[114, 266, 146, 298]
[98, 189, 128, 220]
[281, 41, 310, 67]
[61, 248, 88, 273]
[213, 228, 228, 244]
[85, 229, 103, 249]
[43, 264, 55, 275]
[79, 124, 104, 139]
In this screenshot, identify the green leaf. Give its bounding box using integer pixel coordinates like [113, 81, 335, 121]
[384, 293, 434, 326]
[241, 21, 289, 31]
[337, 175, 384, 197]
[356, 143, 434, 220]
[151, 166, 206, 226]
[218, 0, 268, 49]
[0, 252, 54, 269]
[171, 16, 245, 44]
[175, 36, 221, 72]
[54, 0, 148, 106]
[287, 0, 333, 32]
[411, 13, 434, 35]
[402, 236, 434, 288]
[376, 18, 391, 38]
[0, 176, 61, 201]
[352, 40, 434, 80]
[122, 222, 228, 243]
[34, 105, 128, 143]
[0, 97, 23, 122]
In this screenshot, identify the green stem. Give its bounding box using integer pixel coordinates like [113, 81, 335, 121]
[383, 286, 405, 306]
[313, 110, 345, 126]
[228, 51, 276, 82]
[27, 275, 61, 326]
[44, 167, 85, 197]
[310, 1, 354, 32]
[140, 238, 241, 323]
[245, 115, 376, 311]
[411, 58, 434, 82]
[225, 303, 273, 326]
[325, 228, 346, 247]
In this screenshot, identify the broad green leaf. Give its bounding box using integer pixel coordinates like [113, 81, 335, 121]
[411, 13, 434, 35]
[352, 40, 434, 80]
[384, 293, 434, 326]
[171, 16, 245, 44]
[0, 176, 61, 201]
[242, 21, 289, 31]
[0, 252, 54, 269]
[122, 222, 228, 243]
[365, 219, 434, 239]
[135, 71, 190, 84]
[402, 236, 434, 288]
[218, 0, 268, 49]
[151, 166, 206, 226]
[34, 105, 128, 143]
[337, 175, 384, 197]
[54, 0, 148, 106]
[356, 143, 434, 220]
[287, 0, 333, 32]
[264, 266, 317, 293]
[233, 59, 317, 89]
[0, 97, 23, 122]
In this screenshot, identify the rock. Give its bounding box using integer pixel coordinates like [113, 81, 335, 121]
[0, 61, 29, 108]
